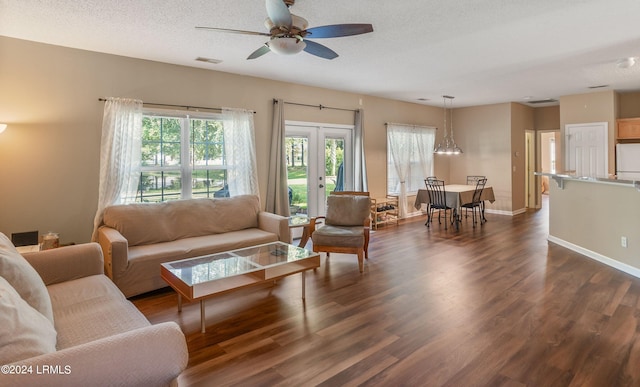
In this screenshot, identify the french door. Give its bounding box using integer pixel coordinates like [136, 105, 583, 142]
[285, 121, 353, 217]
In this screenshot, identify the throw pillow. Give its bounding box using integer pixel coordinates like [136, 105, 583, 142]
[0, 232, 54, 323]
[0, 276, 57, 364]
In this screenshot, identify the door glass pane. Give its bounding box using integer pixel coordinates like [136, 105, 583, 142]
[325, 137, 344, 197]
[286, 136, 308, 215]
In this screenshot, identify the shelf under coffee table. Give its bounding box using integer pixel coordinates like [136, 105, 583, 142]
[160, 241, 320, 333]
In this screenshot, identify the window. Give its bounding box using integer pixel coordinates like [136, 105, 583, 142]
[387, 125, 436, 195]
[138, 110, 228, 202]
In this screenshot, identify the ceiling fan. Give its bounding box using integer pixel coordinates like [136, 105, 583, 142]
[196, 0, 373, 60]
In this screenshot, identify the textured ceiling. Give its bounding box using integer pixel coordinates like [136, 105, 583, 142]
[2, 0, 640, 107]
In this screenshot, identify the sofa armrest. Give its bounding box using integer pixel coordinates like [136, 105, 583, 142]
[258, 211, 290, 243]
[97, 226, 129, 280]
[6, 322, 188, 387]
[22, 243, 104, 286]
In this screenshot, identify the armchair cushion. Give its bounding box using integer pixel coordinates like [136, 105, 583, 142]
[311, 225, 365, 248]
[0, 233, 54, 323]
[0, 276, 57, 364]
[325, 195, 371, 226]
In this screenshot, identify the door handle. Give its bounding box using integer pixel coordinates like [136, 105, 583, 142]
[319, 184, 324, 188]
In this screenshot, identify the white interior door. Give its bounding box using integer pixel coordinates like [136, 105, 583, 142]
[286, 121, 353, 217]
[565, 122, 608, 177]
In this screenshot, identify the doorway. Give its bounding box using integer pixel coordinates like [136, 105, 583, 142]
[285, 121, 353, 217]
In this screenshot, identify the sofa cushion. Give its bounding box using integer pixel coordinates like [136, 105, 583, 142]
[116, 228, 279, 298]
[312, 225, 365, 247]
[325, 195, 371, 227]
[0, 276, 57, 364]
[48, 275, 150, 350]
[102, 195, 261, 246]
[0, 232, 54, 323]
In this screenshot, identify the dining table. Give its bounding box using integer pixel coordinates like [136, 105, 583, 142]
[414, 184, 496, 229]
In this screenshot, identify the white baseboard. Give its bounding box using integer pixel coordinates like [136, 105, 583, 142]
[548, 235, 640, 279]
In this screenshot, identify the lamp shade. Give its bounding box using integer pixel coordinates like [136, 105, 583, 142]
[268, 37, 306, 55]
[0, 124, 6, 134]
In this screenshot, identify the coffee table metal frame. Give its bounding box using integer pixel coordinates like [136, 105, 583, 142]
[161, 241, 320, 333]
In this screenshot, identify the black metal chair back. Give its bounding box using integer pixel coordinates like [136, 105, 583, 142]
[466, 175, 486, 185]
[471, 178, 487, 205]
[426, 179, 447, 209]
[424, 176, 438, 187]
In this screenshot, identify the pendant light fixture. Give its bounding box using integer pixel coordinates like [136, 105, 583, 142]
[434, 95, 463, 155]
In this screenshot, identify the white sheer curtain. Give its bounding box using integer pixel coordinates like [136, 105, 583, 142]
[91, 97, 143, 241]
[222, 107, 260, 197]
[387, 124, 436, 218]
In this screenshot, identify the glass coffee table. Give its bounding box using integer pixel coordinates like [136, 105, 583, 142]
[160, 242, 320, 333]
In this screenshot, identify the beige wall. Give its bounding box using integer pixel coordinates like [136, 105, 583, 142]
[619, 91, 640, 118]
[549, 179, 640, 271]
[0, 36, 446, 244]
[534, 106, 560, 131]
[451, 103, 514, 212]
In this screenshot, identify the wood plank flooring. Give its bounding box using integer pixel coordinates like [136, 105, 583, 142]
[132, 203, 640, 386]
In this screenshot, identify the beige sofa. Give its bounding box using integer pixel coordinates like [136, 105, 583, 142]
[0, 233, 188, 387]
[97, 195, 290, 297]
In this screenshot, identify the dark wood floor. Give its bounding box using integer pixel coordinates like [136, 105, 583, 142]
[133, 203, 640, 386]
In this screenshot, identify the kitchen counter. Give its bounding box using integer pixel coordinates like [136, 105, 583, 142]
[535, 172, 640, 191]
[538, 171, 640, 279]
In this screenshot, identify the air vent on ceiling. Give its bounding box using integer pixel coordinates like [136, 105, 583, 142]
[195, 57, 222, 64]
[588, 85, 609, 89]
[527, 98, 557, 104]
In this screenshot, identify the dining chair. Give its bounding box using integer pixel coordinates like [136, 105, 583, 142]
[465, 175, 486, 218]
[424, 179, 454, 230]
[461, 178, 487, 227]
[310, 194, 371, 272]
[424, 176, 438, 186]
[466, 175, 486, 185]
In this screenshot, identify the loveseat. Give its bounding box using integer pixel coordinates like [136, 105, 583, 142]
[97, 195, 290, 297]
[0, 233, 188, 386]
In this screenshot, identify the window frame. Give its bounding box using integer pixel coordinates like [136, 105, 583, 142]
[138, 108, 228, 202]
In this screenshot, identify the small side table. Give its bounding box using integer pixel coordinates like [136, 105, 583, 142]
[289, 215, 315, 248]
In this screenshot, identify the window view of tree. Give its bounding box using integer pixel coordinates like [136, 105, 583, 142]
[138, 114, 228, 202]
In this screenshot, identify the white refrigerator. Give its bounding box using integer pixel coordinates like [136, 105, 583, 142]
[616, 143, 640, 180]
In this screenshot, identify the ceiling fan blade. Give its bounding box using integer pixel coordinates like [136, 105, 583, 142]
[303, 40, 338, 60]
[196, 26, 270, 37]
[247, 44, 271, 60]
[266, 0, 292, 27]
[305, 24, 374, 38]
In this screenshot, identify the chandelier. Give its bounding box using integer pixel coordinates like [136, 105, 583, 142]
[434, 95, 463, 155]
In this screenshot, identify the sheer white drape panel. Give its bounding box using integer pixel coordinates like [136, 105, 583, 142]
[354, 109, 368, 192]
[91, 97, 143, 241]
[266, 100, 290, 216]
[222, 108, 260, 197]
[387, 124, 436, 218]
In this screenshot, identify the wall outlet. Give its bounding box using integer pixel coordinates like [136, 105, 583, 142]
[621, 236, 628, 248]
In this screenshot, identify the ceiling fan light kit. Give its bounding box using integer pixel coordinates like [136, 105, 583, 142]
[268, 37, 306, 55]
[198, 0, 373, 60]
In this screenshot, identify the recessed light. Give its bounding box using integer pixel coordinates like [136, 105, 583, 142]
[195, 57, 223, 64]
[522, 96, 533, 100]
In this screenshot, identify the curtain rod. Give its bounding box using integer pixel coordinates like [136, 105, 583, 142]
[274, 99, 357, 113]
[385, 122, 437, 130]
[98, 98, 256, 113]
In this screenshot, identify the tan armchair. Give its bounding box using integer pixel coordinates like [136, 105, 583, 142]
[310, 194, 371, 273]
